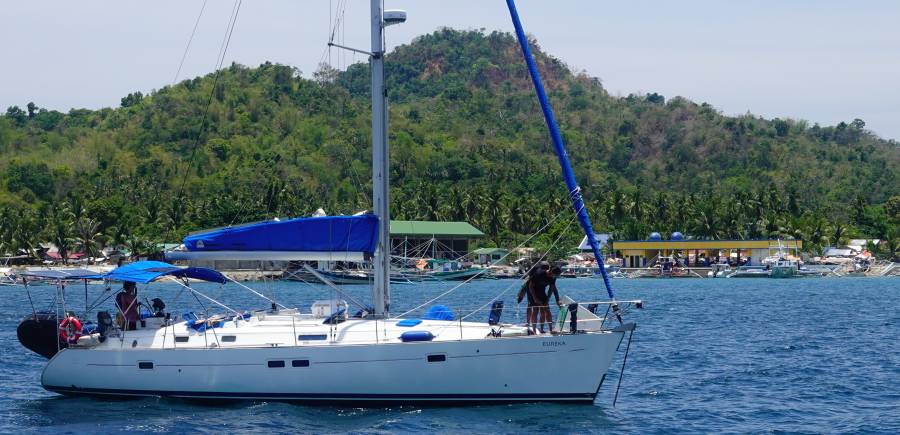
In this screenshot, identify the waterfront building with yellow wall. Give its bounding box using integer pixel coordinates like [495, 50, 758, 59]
[611, 238, 802, 268]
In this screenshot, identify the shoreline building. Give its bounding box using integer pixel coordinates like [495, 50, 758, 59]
[612, 236, 802, 268]
[389, 220, 485, 261]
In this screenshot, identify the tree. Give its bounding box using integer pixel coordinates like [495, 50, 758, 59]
[5, 106, 26, 126]
[74, 217, 104, 260]
[5, 161, 55, 200]
[120, 92, 144, 108]
[26, 102, 38, 118]
[885, 195, 900, 222]
[49, 219, 75, 264]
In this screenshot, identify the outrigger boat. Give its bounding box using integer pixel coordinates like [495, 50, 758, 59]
[17, 0, 642, 404]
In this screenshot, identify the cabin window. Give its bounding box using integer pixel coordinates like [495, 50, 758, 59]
[292, 359, 310, 367]
[221, 335, 236, 342]
[427, 354, 446, 363]
[298, 334, 327, 341]
[268, 360, 285, 368]
[138, 362, 154, 370]
[175, 336, 189, 343]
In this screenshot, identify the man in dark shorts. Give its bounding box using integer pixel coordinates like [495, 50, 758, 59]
[518, 261, 550, 334]
[529, 265, 562, 334]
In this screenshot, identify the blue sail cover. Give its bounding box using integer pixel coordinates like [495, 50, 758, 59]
[182, 215, 378, 254]
[104, 261, 227, 284]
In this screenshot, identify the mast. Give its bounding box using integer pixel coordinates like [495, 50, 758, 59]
[504, 0, 621, 316]
[370, 0, 390, 316]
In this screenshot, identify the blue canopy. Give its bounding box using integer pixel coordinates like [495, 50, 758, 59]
[19, 269, 103, 281]
[182, 215, 378, 254]
[104, 261, 226, 284]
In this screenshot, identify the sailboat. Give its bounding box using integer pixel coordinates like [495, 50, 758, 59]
[26, 0, 641, 403]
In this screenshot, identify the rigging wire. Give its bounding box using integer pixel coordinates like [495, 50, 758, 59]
[167, 0, 243, 242]
[461, 212, 578, 321]
[395, 207, 572, 318]
[429, 211, 578, 338]
[173, 0, 209, 85]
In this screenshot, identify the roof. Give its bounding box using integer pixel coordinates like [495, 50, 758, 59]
[472, 247, 509, 255]
[612, 239, 802, 250]
[823, 248, 854, 257]
[45, 251, 86, 260]
[389, 221, 484, 238]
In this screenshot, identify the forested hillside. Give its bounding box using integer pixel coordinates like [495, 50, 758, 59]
[1, 29, 898, 259]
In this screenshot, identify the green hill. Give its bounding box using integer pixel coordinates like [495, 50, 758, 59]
[1, 29, 898, 259]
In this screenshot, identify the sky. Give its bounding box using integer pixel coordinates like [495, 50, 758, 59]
[2, 1, 898, 140]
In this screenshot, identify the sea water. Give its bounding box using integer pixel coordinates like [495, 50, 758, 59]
[1, 276, 898, 434]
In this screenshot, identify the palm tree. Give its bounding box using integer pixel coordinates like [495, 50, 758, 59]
[105, 225, 130, 251]
[692, 200, 722, 240]
[74, 217, 104, 260]
[484, 190, 509, 246]
[11, 210, 41, 258]
[830, 223, 849, 247]
[50, 220, 75, 264]
[125, 237, 153, 260]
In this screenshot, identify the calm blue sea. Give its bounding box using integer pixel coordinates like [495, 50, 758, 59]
[1, 276, 898, 434]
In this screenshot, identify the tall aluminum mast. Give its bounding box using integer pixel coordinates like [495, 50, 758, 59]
[370, 0, 391, 316]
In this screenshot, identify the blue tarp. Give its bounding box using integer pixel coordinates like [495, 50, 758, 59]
[423, 305, 455, 321]
[104, 261, 227, 284]
[182, 215, 378, 254]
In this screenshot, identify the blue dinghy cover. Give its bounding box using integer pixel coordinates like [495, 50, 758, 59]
[105, 261, 227, 284]
[400, 331, 434, 342]
[182, 215, 378, 254]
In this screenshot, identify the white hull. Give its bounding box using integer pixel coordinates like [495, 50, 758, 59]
[43, 329, 625, 403]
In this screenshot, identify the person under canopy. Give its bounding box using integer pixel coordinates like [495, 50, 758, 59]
[115, 281, 140, 330]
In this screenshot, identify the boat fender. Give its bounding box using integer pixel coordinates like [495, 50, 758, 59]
[400, 331, 434, 342]
[58, 316, 82, 344]
[488, 300, 504, 325]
